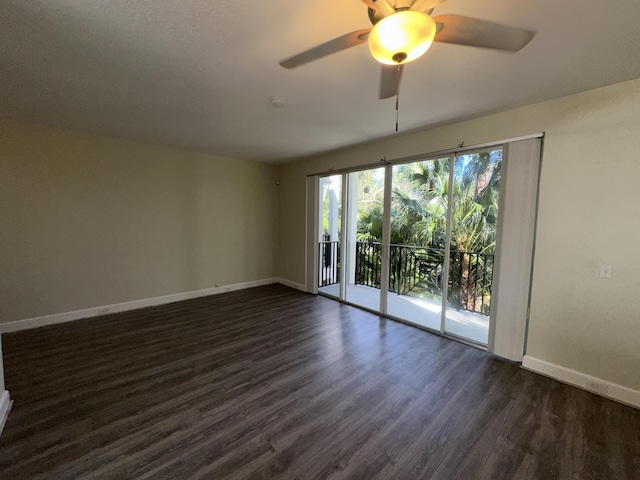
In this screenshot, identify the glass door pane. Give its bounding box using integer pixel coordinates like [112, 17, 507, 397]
[344, 168, 386, 311]
[318, 175, 342, 298]
[444, 149, 502, 345]
[386, 158, 450, 331]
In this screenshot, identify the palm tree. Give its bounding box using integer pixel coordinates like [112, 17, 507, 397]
[391, 159, 449, 248]
[354, 152, 501, 311]
[372, 153, 500, 310]
[449, 151, 501, 311]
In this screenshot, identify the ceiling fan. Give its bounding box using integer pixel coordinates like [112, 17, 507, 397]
[279, 0, 535, 100]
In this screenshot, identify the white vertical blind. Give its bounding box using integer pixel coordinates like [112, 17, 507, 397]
[489, 138, 542, 361]
[305, 176, 319, 293]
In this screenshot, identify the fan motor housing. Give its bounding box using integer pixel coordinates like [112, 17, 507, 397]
[367, 7, 385, 25]
[368, 5, 435, 25]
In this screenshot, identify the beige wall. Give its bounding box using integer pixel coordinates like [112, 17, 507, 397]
[0, 119, 279, 323]
[277, 77, 640, 392]
[2, 78, 639, 395]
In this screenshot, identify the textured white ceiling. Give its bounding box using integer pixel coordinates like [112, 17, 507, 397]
[2, 0, 640, 162]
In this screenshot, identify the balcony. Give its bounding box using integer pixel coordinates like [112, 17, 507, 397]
[319, 241, 492, 344]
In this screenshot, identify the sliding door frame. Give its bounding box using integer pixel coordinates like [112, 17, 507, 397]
[441, 155, 456, 335]
[307, 134, 543, 178]
[310, 133, 544, 356]
[379, 164, 392, 315]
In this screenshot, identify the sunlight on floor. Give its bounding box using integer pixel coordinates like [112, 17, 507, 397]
[319, 283, 489, 345]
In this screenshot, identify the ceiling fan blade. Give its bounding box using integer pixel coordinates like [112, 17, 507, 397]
[362, 0, 396, 16]
[279, 29, 371, 69]
[411, 0, 447, 12]
[361, 0, 381, 12]
[433, 14, 535, 52]
[379, 64, 404, 99]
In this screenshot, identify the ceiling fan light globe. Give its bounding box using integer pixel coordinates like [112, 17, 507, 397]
[368, 11, 436, 65]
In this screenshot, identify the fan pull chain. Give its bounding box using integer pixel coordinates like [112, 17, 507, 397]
[395, 64, 401, 132]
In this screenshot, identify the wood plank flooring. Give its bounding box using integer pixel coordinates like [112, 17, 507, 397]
[0, 284, 638, 479]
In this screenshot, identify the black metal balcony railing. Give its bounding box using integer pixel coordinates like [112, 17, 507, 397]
[355, 242, 382, 289]
[447, 248, 495, 315]
[319, 241, 340, 287]
[387, 244, 443, 296]
[319, 241, 494, 315]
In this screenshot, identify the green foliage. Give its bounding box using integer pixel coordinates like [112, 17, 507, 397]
[356, 151, 501, 254]
[353, 151, 502, 314]
[356, 207, 383, 242]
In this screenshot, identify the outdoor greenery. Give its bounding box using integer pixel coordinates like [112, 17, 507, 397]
[355, 151, 502, 313]
[319, 151, 501, 314]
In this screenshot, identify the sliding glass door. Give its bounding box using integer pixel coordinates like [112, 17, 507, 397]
[386, 158, 450, 332]
[344, 168, 386, 311]
[444, 150, 501, 344]
[316, 148, 502, 347]
[318, 175, 342, 299]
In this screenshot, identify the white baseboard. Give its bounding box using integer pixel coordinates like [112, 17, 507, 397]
[522, 355, 640, 410]
[0, 278, 279, 333]
[276, 277, 307, 293]
[0, 391, 12, 437]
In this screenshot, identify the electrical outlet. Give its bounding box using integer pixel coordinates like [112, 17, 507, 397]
[599, 264, 612, 279]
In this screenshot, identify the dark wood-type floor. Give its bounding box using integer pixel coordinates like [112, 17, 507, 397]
[1, 285, 639, 479]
